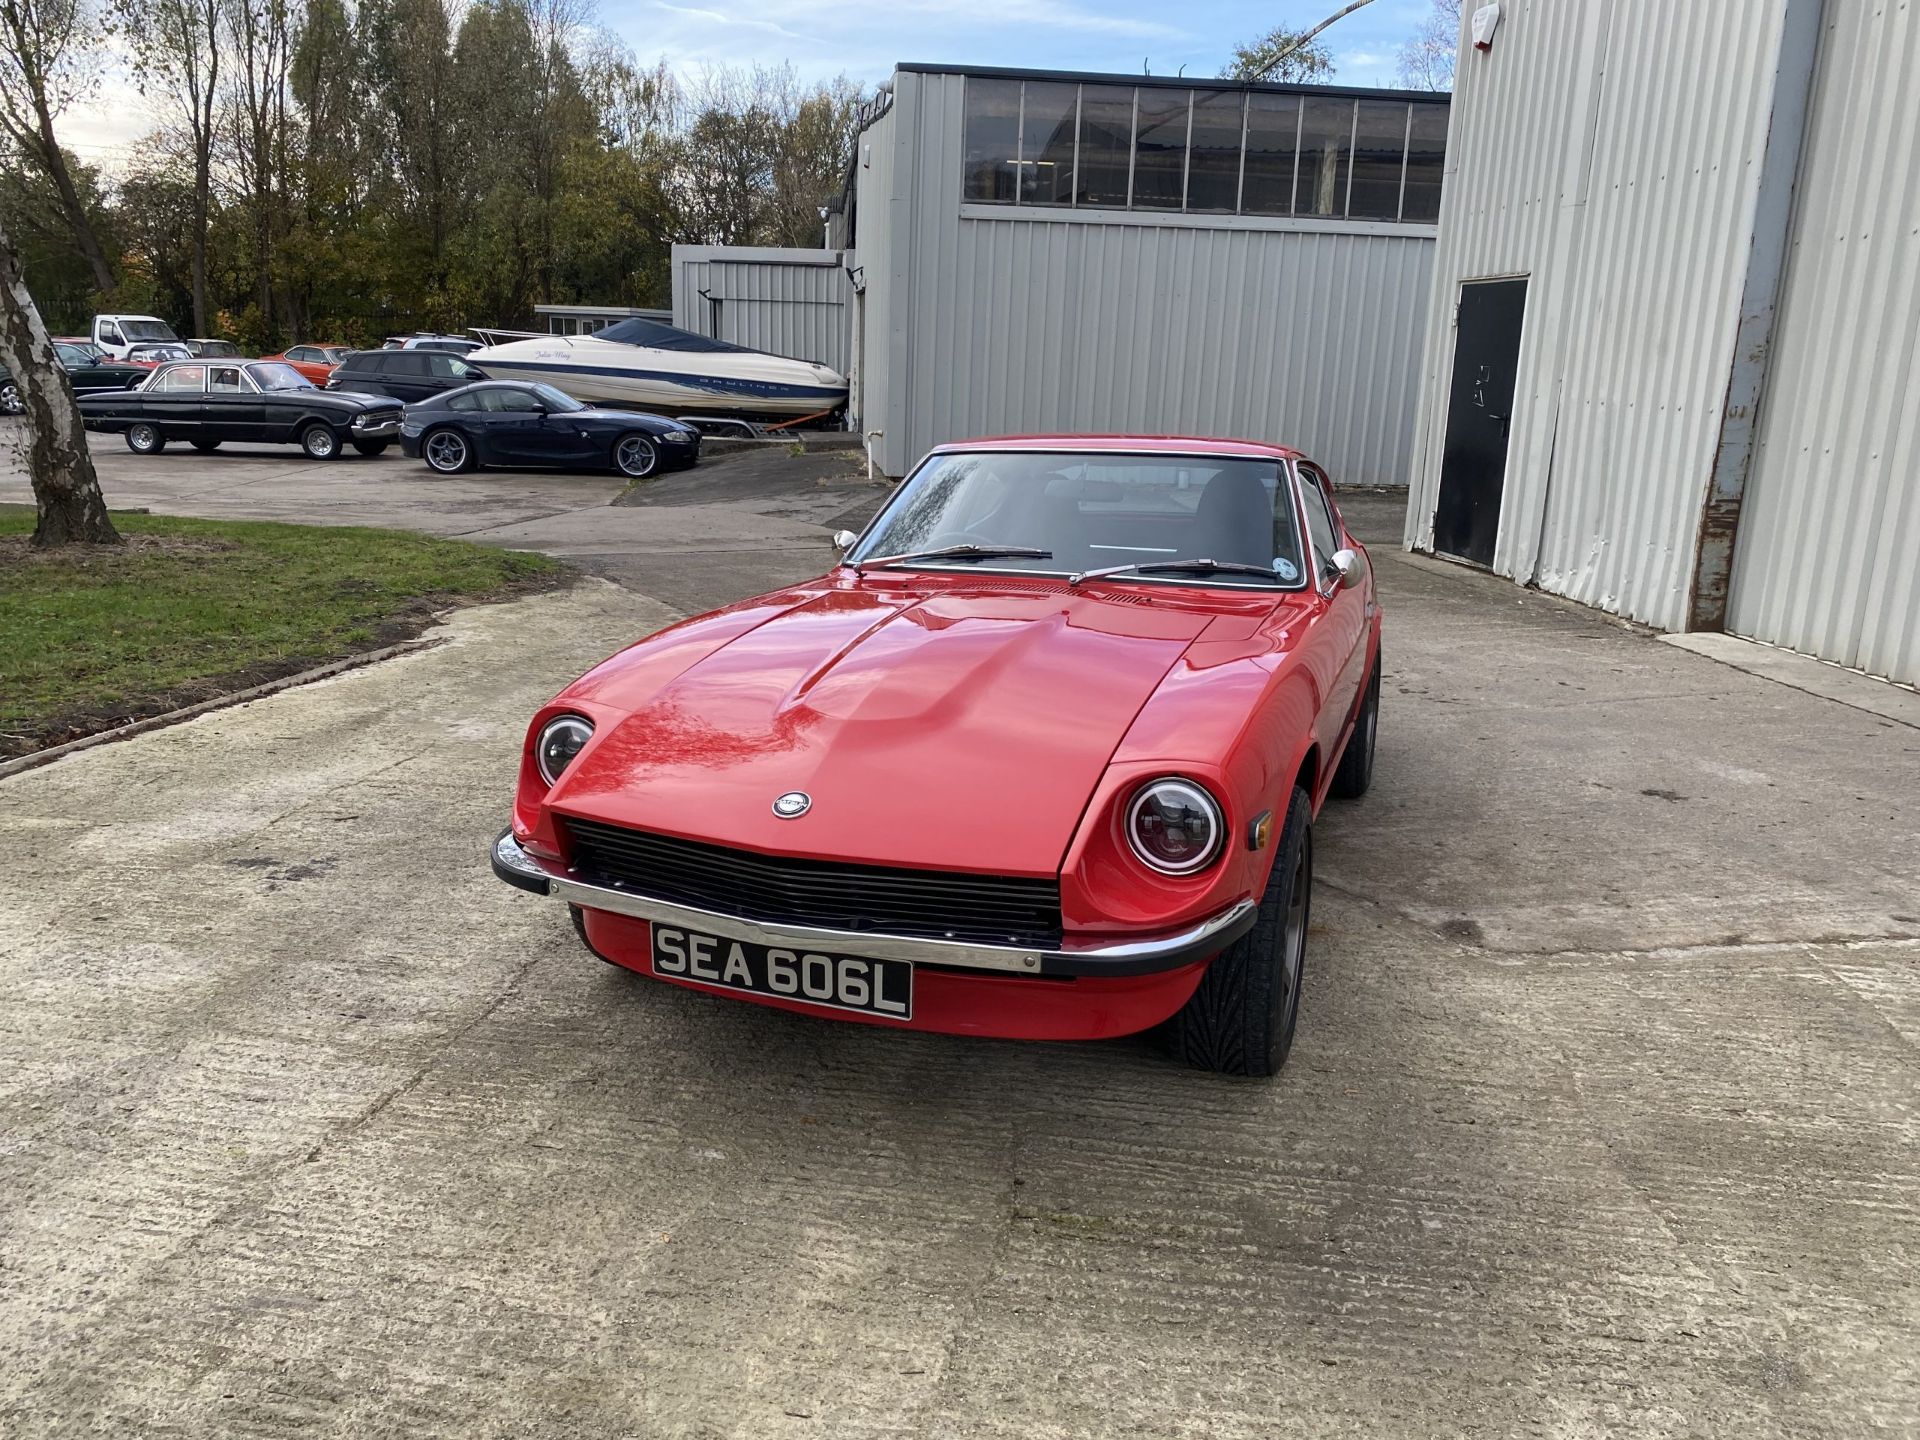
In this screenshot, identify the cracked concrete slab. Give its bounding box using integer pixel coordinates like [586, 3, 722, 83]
[1, 471, 1915, 1436]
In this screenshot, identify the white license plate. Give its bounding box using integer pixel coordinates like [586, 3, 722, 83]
[650, 926, 913, 1021]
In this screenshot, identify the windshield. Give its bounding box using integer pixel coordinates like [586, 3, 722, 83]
[531, 383, 584, 412]
[123, 320, 179, 342]
[852, 451, 1309, 587]
[248, 362, 313, 391]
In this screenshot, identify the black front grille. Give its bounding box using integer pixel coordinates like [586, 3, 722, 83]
[563, 817, 1062, 948]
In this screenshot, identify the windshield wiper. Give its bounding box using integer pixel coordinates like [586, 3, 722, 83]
[1070, 558, 1287, 586]
[859, 543, 1053, 572]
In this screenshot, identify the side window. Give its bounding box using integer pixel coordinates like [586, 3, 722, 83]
[428, 353, 465, 377]
[394, 353, 431, 376]
[447, 391, 479, 412]
[208, 366, 241, 392]
[100, 325, 124, 345]
[157, 365, 207, 392]
[1295, 463, 1343, 579]
[491, 388, 542, 412]
[287, 346, 313, 362]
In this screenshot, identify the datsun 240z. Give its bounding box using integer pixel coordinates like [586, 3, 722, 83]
[492, 436, 1381, 1076]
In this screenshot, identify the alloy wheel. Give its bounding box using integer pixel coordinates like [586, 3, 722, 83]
[303, 425, 337, 459]
[0, 382, 20, 416]
[425, 431, 467, 472]
[615, 434, 658, 478]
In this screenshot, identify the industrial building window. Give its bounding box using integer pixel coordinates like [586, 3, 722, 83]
[1402, 103, 1449, 223]
[1186, 91, 1247, 212]
[963, 76, 1445, 224]
[1019, 82, 1079, 205]
[963, 78, 1023, 201]
[1076, 86, 1134, 206]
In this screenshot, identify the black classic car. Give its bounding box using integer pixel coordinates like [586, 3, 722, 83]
[327, 348, 487, 405]
[0, 342, 148, 414]
[400, 380, 700, 477]
[76, 359, 403, 458]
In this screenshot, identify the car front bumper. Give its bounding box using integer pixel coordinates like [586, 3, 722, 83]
[352, 417, 401, 438]
[491, 827, 1249, 1037]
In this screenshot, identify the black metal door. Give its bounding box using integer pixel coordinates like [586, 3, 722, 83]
[1433, 278, 1527, 568]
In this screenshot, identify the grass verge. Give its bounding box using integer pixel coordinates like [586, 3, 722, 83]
[0, 505, 565, 757]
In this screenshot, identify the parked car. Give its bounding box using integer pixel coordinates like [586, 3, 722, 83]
[400, 380, 700, 478]
[185, 339, 243, 359]
[76, 359, 403, 459]
[490, 436, 1382, 1077]
[260, 344, 357, 384]
[126, 342, 194, 366]
[90, 312, 182, 360]
[0, 343, 149, 414]
[326, 347, 487, 405]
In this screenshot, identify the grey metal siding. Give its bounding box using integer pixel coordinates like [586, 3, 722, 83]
[671, 246, 852, 375]
[867, 70, 1435, 483]
[1403, 0, 1787, 632]
[1729, 0, 1920, 685]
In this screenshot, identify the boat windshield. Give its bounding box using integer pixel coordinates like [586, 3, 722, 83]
[593, 318, 758, 354]
[850, 451, 1310, 588]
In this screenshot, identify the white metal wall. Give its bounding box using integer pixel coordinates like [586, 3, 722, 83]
[1729, 1, 1920, 685]
[1403, 0, 1788, 632]
[860, 70, 1438, 483]
[671, 246, 852, 375]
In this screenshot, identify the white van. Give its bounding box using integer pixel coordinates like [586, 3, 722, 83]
[91, 314, 183, 361]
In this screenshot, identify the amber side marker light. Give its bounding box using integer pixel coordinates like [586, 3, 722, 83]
[1248, 810, 1275, 851]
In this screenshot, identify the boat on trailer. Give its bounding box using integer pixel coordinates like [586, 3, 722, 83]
[465, 319, 848, 423]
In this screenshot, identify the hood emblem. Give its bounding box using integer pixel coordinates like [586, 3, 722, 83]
[772, 791, 812, 819]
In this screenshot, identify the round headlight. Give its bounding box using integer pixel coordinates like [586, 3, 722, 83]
[535, 715, 593, 786]
[1126, 778, 1223, 875]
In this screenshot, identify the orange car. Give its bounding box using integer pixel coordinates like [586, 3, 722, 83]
[258, 344, 357, 384]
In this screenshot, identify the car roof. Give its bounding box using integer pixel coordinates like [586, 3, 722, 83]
[931, 433, 1305, 461]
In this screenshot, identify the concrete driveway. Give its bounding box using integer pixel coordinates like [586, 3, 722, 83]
[2, 436, 1917, 1436]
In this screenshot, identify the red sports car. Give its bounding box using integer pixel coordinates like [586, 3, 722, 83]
[492, 436, 1381, 1076]
[257, 344, 356, 384]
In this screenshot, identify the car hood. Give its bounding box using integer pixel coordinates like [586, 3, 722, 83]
[549, 585, 1219, 874]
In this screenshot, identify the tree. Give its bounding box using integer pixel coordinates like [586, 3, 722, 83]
[1222, 1, 1382, 83]
[125, 0, 222, 334]
[1221, 28, 1335, 83]
[0, 0, 119, 292]
[1398, 0, 1462, 91]
[0, 214, 119, 545]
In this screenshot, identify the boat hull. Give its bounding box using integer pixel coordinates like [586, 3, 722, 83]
[466, 338, 848, 420]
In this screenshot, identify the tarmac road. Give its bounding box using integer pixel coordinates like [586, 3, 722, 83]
[1, 433, 1917, 1436]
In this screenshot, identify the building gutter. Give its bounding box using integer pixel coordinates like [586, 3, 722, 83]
[1686, 0, 1826, 632]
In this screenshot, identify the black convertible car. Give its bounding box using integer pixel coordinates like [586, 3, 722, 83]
[1, 342, 147, 414]
[77, 359, 403, 458]
[400, 381, 700, 478]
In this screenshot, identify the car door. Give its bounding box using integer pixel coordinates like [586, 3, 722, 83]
[1294, 460, 1369, 767]
[203, 363, 265, 440]
[147, 363, 209, 434]
[424, 352, 483, 398]
[475, 386, 559, 463]
[383, 352, 435, 402]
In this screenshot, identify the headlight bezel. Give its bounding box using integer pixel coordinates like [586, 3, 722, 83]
[535, 713, 594, 787]
[1125, 776, 1225, 876]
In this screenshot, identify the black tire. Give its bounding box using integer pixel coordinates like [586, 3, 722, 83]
[352, 439, 390, 457]
[125, 422, 166, 455]
[1328, 647, 1380, 800]
[613, 431, 659, 479]
[422, 427, 473, 474]
[191, 439, 222, 453]
[0, 380, 21, 416]
[1164, 784, 1312, 1077]
[301, 423, 341, 460]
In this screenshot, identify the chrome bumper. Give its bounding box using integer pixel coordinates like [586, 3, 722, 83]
[352, 417, 401, 437]
[491, 829, 1253, 978]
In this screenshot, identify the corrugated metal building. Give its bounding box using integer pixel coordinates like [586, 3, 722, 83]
[845, 65, 1449, 483]
[670, 247, 852, 377]
[672, 65, 1449, 485]
[1405, 0, 1918, 685]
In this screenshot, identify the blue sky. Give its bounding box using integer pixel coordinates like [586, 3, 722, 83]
[610, 0, 1440, 91]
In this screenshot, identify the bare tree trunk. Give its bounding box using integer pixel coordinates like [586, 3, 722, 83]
[0, 217, 119, 546]
[25, 93, 117, 294]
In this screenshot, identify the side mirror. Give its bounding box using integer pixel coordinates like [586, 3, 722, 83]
[832, 529, 858, 560]
[1325, 548, 1359, 591]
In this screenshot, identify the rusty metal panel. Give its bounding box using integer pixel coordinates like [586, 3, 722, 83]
[1403, 0, 1790, 633]
[1726, 0, 1920, 686]
[670, 246, 852, 374]
[859, 70, 1439, 483]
